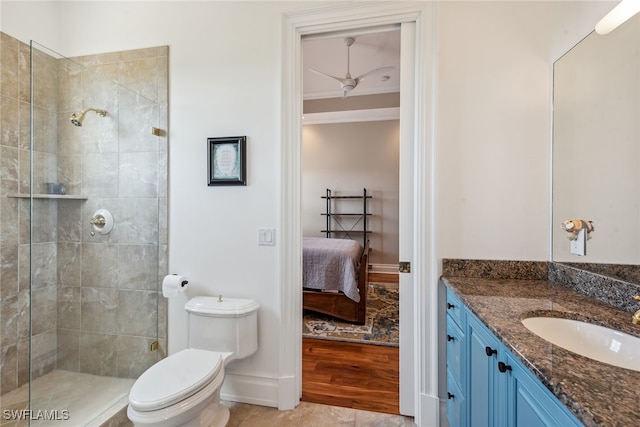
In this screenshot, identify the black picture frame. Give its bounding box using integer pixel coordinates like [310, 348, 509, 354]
[207, 136, 247, 186]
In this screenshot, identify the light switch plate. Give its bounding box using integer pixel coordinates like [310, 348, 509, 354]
[570, 229, 586, 256]
[258, 228, 276, 246]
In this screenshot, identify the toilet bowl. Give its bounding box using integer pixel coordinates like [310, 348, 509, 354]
[127, 297, 259, 427]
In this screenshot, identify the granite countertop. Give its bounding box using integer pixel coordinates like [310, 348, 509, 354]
[442, 275, 640, 427]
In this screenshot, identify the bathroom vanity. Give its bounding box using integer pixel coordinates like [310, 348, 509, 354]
[441, 260, 640, 427]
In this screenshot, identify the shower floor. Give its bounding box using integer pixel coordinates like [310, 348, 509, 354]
[0, 370, 134, 426]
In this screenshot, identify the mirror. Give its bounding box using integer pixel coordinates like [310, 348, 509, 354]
[552, 15, 640, 279]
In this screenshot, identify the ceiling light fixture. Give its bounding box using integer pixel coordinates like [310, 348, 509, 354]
[595, 0, 640, 35]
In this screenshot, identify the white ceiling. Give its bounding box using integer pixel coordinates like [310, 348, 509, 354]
[302, 28, 401, 100]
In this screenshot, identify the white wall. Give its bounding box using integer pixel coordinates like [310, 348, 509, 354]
[302, 120, 400, 265]
[1, 0, 619, 416]
[436, 0, 614, 265]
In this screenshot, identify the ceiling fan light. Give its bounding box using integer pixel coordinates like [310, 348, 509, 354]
[595, 0, 640, 35]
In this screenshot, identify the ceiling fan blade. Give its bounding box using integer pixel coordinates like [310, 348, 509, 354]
[355, 66, 395, 84]
[309, 68, 351, 85]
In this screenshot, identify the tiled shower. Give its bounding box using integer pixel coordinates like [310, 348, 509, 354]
[0, 32, 168, 423]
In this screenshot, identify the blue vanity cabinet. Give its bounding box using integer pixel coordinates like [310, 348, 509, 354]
[504, 350, 582, 427]
[466, 312, 507, 427]
[446, 289, 466, 427]
[445, 288, 583, 427]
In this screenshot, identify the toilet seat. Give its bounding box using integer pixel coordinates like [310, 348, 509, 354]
[129, 348, 223, 412]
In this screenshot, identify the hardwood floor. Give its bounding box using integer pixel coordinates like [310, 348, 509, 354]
[368, 271, 399, 284]
[302, 337, 400, 415]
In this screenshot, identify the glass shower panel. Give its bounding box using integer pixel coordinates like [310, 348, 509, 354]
[28, 41, 166, 425]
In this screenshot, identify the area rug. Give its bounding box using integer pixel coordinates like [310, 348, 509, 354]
[302, 282, 399, 347]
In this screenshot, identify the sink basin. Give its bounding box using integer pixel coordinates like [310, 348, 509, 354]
[521, 317, 640, 372]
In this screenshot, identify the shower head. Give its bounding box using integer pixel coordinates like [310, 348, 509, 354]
[70, 108, 107, 127]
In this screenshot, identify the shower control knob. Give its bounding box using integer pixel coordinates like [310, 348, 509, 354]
[90, 209, 114, 236]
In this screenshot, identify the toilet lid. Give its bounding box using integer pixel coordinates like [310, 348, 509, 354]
[129, 348, 223, 412]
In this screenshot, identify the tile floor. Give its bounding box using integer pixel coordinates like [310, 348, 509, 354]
[0, 370, 132, 427]
[226, 401, 416, 427]
[1, 370, 416, 427]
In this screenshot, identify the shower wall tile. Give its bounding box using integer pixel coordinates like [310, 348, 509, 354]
[81, 243, 118, 288]
[119, 58, 160, 104]
[32, 106, 57, 154]
[17, 338, 28, 387]
[17, 244, 29, 292]
[57, 117, 82, 156]
[56, 329, 79, 372]
[82, 152, 119, 197]
[57, 286, 81, 330]
[31, 286, 57, 336]
[0, 145, 19, 195]
[158, 55, 168, 105]
[0, 198, 19, 246]
[115, 198, 159, 245]
[18, 148, 30, 194]
[79, 332, 117, 376]
[17, 290, 29, 341]
[0, 344, 18, 394]
[57, 154, 82, 196]
[118, 245, 158, 291]
[0, 40, 169, 388]
[117, 290, 157, 337]
[57, 200, 82, 242]
[0, 245, 18, 297]
[30, 200, 57, 243]
[158, 147, 168, 182]
[0, 95, 19, 147]
[57, 243, 81, 287]
[30, 243, 56, 289]
[32, 151, 59, 195]
[81, 287, 118, 334]
[80, 115, 119, 154]
[17, 42, 30, 104]
[116, 335, 159, 379]
[56, 62, 82, 114]
[119, 104, 159, 152]
[1, 294, 18, 347]
[158, 103, 168, 153]
[82, 63, 119, 114]
[31, 47, 58, 111]
[119, 152, 158, 198]
[159, 199, 167, 245]
[18, 101, 30, 150]
[30, 330, 56, 379]
[75, 51, 120, 67]
[0, 36, 19, 99]
[119, 46, 167, 62]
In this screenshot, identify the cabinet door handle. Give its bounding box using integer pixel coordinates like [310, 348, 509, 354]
[485, 346, 497, 357]
[498, 361, 512, 373]
[447, 334, 455, 342]
[447, 392, 455, 400]
[447, 303, 455, 309]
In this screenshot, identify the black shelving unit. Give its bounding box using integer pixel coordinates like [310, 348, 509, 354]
[321, 188, 372, 247]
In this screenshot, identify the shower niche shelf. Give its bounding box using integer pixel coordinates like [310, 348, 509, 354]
[8, 193, 89, 200]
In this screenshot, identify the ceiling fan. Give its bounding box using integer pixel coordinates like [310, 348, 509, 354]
[309, 37, 395, 98]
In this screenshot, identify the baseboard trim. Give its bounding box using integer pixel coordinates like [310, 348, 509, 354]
[220, 373, 280, 408]
[418, 392, 441, 427]
[369, 263, 399, 274]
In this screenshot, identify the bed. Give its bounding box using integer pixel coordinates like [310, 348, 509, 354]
[302, 237, 370, 324]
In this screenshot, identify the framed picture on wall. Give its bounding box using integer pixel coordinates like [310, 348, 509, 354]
[207, 136, 247, 186]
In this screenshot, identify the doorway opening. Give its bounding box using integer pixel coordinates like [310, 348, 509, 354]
[299, 27, 402, 414]
[280, 3, 438, 423]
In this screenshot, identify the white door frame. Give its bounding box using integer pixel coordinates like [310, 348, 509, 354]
[279, 2, 439, 425]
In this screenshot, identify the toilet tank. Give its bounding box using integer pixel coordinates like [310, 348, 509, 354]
[185, 296, 259, 359]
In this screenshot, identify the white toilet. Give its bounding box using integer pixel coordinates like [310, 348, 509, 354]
[127, 296, 259, 427]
